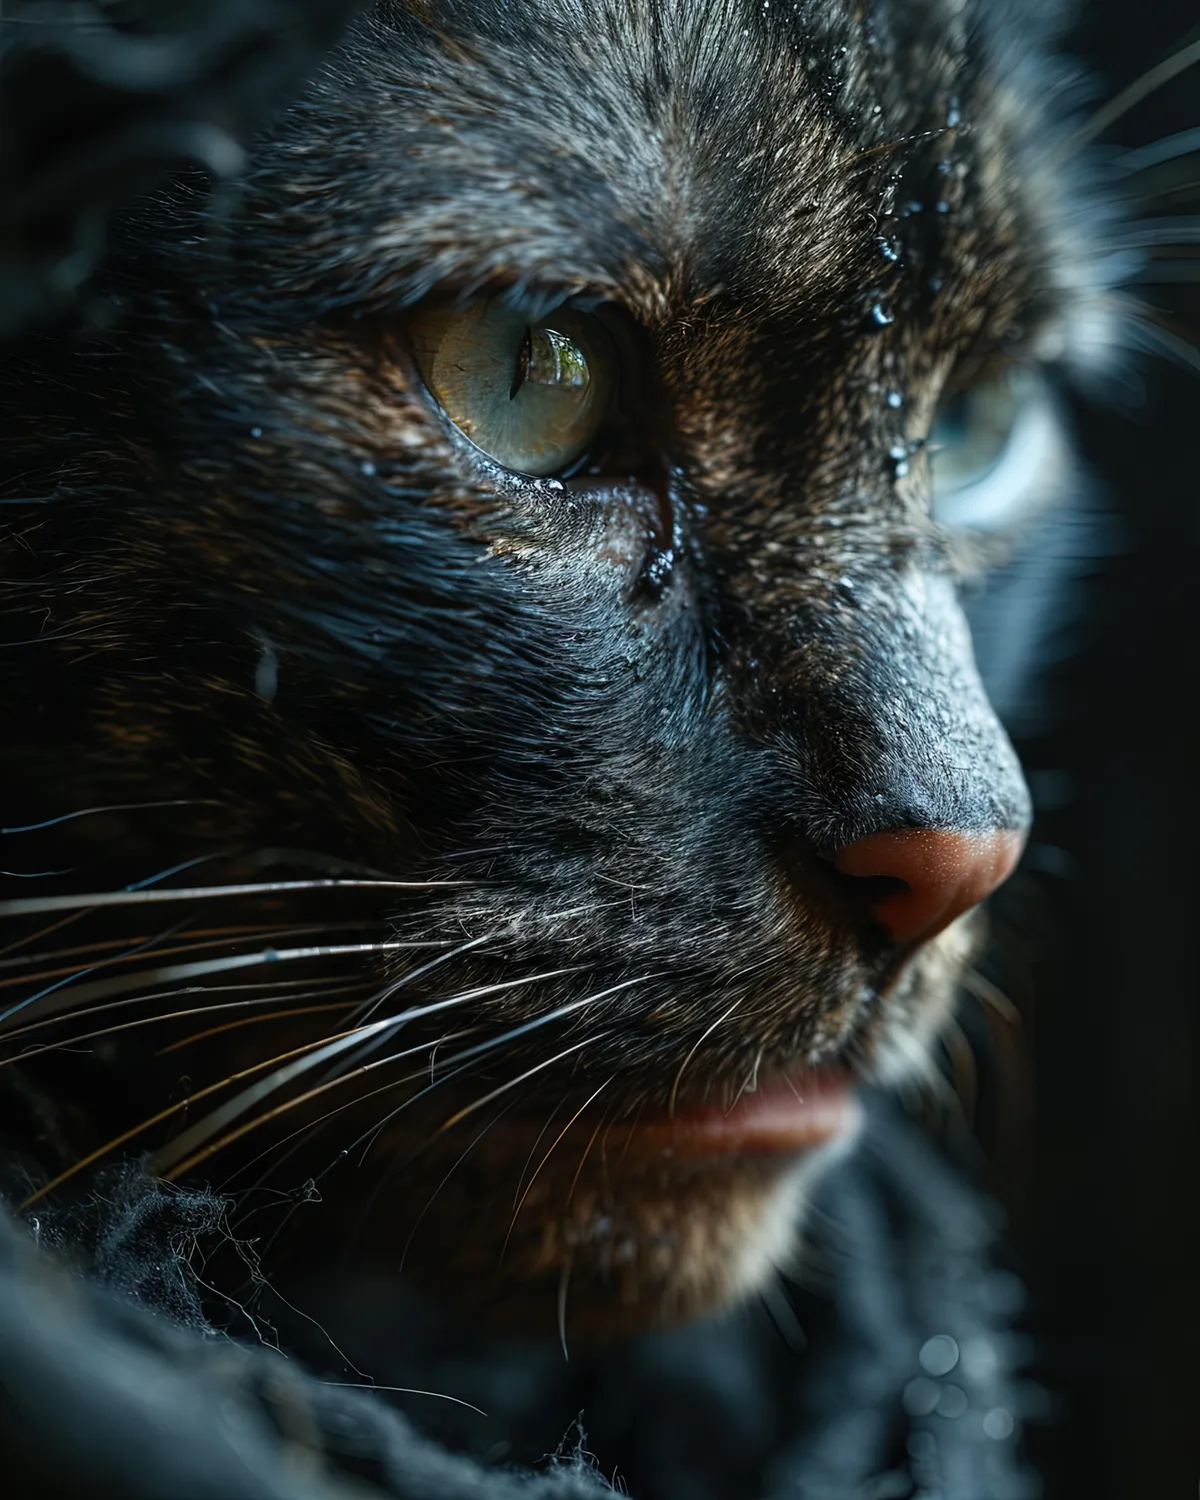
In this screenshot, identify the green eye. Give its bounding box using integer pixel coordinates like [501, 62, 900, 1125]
[410, 299, 615, 477]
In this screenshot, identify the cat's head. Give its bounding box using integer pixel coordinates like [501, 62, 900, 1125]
[0, 0, 1124, 1336]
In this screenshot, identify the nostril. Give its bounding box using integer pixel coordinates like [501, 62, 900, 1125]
[832, 827, 1026, 946]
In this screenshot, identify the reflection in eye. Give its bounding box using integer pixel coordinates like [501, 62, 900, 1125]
[928, 364, 1065, 532]
[410, 300, 615, 477]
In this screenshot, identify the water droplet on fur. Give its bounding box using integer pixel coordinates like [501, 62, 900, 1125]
[871, 303, 894, 327]
[249, 426, 262, 439]
[887, 390, 903, 408]
[360, 460, 376, 477]
[947, 97, 961, 128]
[878, 238, 900, 263]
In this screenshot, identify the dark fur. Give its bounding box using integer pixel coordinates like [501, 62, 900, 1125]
[0, 0, 1120, 1332]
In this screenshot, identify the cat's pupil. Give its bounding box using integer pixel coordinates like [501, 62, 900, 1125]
[512, 327, 591, 399]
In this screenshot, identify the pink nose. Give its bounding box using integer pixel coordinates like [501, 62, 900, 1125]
[833, 827, 1026, 946]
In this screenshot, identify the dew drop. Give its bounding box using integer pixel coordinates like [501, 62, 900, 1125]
[871, 303, 894, 327]
[887, 391, 903, 408]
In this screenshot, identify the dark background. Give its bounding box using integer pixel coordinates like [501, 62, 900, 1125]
[1003, 5, 1200, 1494]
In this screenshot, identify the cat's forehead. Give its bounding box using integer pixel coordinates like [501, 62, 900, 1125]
[278, 0, 1073, 336]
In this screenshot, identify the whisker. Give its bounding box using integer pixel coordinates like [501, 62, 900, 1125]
[219, 1030, 484, 1189]
[1118, 127, 1200, 175]
[150, 968, 590, 1176]
[19, 1024, 388, 1210]
[1115, 216, 1200, 248]
[160, 1045, 487, 1185]
[156, 1001, 364, 1055]
[962, 967, 1021, 1027]
[318, 980, 636, 1184]
[0, 799, 224, 836]
[0, 939, 449, 1028]
[942, 1016, 978, 1123]
[1132, 262, 1200, 283]
[504, 1077, 614, 1258]
[0, 877, 473, 919]
[512, 1095, 569, 1209]
[1114, 299, 1200, 375]
[1, 985, 368, 1067]
[316, 1382, 489, 1419]
[434, 1032, 613, 1135]
[557, 1262, 572, 1363]
[667, 997, 745, 1118]
[399, 1106, 515, 1273]
[0, 919, 378, 988]
[566, 1107, 610, 1209]
[349, 929, 503, 1025]
[1074, 36, 1200, 147]
[0, 917, 191, 1023]
[0, 905, 91, 960]
[0, 974, 365, 1052]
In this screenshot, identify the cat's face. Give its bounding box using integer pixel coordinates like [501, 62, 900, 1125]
[0, 0, 1119, 1336]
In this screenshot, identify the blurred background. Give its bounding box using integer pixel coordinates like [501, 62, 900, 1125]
[994, 5, 1199, 1496]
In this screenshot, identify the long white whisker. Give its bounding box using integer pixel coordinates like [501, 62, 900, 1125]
[435, 1033, 613, 1135]
[504, 1077, 614, 1255]
[1118, 127, 1200, 175]
[0, 940, 450, 1028]
[349, 929, 502, 1025]
[149, 968, 589, 1175]
[1074, 37, 1200, 147]
[0, 983, 369, 1066]
[0, 878, 472, 919]
[332, 974, 648, 1165]
[0, 975, 366, 1051]
[667, 996, 746, 1117]
[0, 919, 377, 984]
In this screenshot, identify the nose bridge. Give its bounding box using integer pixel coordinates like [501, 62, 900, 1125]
[743, 567, 1032, 853]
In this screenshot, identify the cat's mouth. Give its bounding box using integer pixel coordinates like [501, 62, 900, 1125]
[493, 1065, 860, 1161]
[614, 1067, 860, 1156]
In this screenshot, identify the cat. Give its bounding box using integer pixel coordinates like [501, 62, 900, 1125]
[0, 0, 1132, 1358]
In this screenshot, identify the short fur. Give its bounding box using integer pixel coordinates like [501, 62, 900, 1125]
[0, 0, 1120, 1335]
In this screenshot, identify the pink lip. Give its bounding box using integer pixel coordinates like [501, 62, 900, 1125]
[607, 1068, 859, 1159]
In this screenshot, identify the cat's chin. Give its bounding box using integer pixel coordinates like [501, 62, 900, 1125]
[369, 1073, 864, 1343]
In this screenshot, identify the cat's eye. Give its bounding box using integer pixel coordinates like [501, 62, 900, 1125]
[928, 363, 1065, 532]
[409, 299, 616, 477]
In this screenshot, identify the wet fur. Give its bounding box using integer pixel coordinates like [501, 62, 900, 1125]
[0, 0, 1121, 1334]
